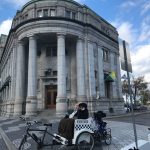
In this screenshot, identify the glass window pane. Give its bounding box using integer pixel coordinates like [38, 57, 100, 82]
[72, 12, 76, 19]
[52, 47, 57, 56]
[43, 9, 48, 17]
[66, 11, 71, 18]
[46, 47, 51, 56]
[37, 10, 42, 17]
[50, 9, 55, 16]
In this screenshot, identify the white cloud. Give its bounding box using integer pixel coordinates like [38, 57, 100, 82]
[5, 0, 30, 8]
[120, 1, 136, 9]
[112, 21, 137, 46]
[138, 16, 150, 42]
[141, 1, 150, 15]
[131, 44, 150, 82]
[0, 19, 12, 35]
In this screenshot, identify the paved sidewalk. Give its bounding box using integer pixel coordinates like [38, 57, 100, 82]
[0, 111, 149, 150]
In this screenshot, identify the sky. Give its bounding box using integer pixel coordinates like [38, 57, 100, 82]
[0, 0, 150, 82]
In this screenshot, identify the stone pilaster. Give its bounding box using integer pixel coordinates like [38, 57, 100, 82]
[76, 38, 86, 101]
[70, 43, 77, 101]
[88, 42, 96, 98]
[98, 46, 105, 97]
[56, 34, 68, 116]
[26, 35, 37, 116]
[87, 42, 96, 113]
[110, 52, 117, 99]
[116, 54, 123, 98]
[14, 41, 25, 116]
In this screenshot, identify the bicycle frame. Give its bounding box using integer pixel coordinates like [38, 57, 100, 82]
[25, 125, 56, 147]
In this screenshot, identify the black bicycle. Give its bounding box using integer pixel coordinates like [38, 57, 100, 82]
[18, 116, 68, 150]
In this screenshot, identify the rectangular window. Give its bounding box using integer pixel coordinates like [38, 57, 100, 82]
[25, 14, 28, 20]
[72, 12, 76, 19]
[103, 49, 109, 62]
[50, 9, 55, 16]
[52, 47, 57, 56]
[37, 10, 42, 17]
[53, 71, 57, 76]
[46, 47, 51, 56]
[114, 53, 117, 65]
[66, 10, 71, 18]
[43, 9, 48, 17]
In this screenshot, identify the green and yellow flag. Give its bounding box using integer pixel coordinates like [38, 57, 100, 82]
[105, 71, 116, 82]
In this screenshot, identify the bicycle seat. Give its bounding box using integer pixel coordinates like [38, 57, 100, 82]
[44, 123, 52, 127]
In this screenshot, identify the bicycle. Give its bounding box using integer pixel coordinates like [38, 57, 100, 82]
[18, 116, 68, 150]
[18, 116, 95, 150]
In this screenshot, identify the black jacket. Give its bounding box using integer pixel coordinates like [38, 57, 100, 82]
[74, 109, 89, 119]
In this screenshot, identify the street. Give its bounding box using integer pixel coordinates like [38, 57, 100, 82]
[0, 112, 150, 150]
[105, 112, 150, 126]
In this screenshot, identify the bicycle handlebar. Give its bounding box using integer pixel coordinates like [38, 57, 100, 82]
[19, 116, 53, 128]
[19, 116, 43, 126]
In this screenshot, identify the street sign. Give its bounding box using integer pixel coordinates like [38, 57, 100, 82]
[119, 39, 132, 73]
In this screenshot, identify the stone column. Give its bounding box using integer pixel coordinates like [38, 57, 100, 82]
[98, 46, 105, 97]
[70, 44, 77, 100]
[87, 42, 96, 113]
[56, 34, 67, 116]
[76, 38, 86, 101]
[110, 52, 117, 98]
[14, 41, 25, 116]
[10, 48, 15, 100]
[26, 35, 37, 116]
[88, 42, 96, 98]
[116, 54, 123, 98]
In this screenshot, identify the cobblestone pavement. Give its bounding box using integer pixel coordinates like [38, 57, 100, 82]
[0, 116, 149, 150]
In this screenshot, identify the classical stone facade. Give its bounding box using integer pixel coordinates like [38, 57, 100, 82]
[0, 0, 124, 117]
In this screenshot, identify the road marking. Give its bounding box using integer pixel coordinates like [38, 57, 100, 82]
[0, 127, 17, 150]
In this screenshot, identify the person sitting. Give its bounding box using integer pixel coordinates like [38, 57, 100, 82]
[93, 111, 107, 132]
[58, 102, 89, 141]
[70, 102, 89, 119]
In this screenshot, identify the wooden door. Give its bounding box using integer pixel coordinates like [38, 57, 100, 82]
[45, 85, 57, 108]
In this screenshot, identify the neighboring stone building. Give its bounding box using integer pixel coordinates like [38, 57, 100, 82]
[0, 0, 124, 117]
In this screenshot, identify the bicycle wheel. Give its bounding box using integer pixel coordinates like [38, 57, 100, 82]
[18, 135, 27, 150]
[104, 133, 111, 145]
[76, 131, 94, 150]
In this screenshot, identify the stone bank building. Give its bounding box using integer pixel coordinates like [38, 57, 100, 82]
[0, 0, 124, 117]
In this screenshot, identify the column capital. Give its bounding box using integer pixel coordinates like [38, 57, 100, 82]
[98, 45, 103, 49]
[77, 36, 84, 41]
[18, 40, 25, 46]
[57, 32, 66, 37]
[27, 34, 38, 40]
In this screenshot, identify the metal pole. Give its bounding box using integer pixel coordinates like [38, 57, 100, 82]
[123, 41, 138, 149]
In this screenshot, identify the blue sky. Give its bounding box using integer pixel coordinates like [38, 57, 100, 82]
[1, 0, 150, 81]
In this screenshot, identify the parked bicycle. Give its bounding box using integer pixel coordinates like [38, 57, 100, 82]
[18, 116, 60, 150]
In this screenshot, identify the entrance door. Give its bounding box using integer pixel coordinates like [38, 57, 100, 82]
[45, 85, 57, 108]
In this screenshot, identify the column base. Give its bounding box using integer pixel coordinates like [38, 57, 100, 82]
[25, 96, 37, 116]
[13, 99, 24, 116]
[56, 97, 68, 117]
[77, 95, 87, 102]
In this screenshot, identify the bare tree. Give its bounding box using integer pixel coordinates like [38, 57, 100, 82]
[122, 76, 148, 107]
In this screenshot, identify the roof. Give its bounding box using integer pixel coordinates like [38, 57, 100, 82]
[22, 0, 82, 11]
